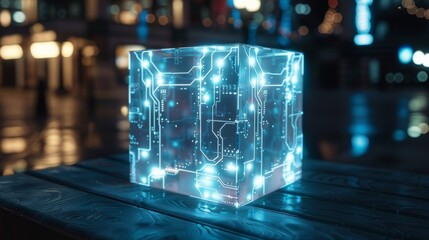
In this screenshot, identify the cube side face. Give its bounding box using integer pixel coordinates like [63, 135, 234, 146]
[129, 44, 303, 207]
[236, 45, 303, 205]
[129, 45, 242, 206]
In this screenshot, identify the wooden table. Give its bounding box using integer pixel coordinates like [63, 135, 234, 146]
[1, 153, 428, 239]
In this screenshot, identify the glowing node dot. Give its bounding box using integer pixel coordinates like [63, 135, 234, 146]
[142, 151, 149, 158]
[141, 177, 147, 184]
[204, 166, 215, 174]
[249, 57, 255, 66]
[145, 79, 151, 87]
[142, 60, 149, 68]
[148, 51, 153, 57]
[254, 176, 264, 189]
[246, 163, 253, 171]
[213, 75, 221, 84]
[296, 146, 302, 154]
[286, 152, 295, 162]
[251, 78, 257, 87]
[249, 104, 255, 111]
[286, 92, 293, 101]
[203, 94, 210, 102]
[226, 162, 237, 171]
[203, 191, 210, 198]
[217, 59, 224, 68]
[260, 77, 266, 85]
[203, 47, 208, 53]
[291, 75, 298, 84]
[247, 194, 252, 201]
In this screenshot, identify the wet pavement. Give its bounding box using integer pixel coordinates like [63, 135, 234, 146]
[0, 87, 129, 175]
[1, 87, 429, 176]
[304, 89, 429, 174]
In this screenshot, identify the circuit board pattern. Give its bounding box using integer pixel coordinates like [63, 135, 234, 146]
[129, 44, 303, 207]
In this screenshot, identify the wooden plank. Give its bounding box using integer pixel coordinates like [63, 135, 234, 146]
[28, 166, 379, 239]
[301, 170, 429, 201]
[108, 153, 128, 162]
[109, 154, 429, 189]
[77, 157, 429, 220]
[106, 154, 429, 200]
[303, 159, 429, 188]
[0, 207, 75, 240]
[74, 158, 429, 239]
[281, 181, 429, 220]
[77, 158, 129, 179]
[0, 174, 250, 240]
[252, 191, 429, 239]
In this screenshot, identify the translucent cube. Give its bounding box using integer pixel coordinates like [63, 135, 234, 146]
[129, 44, 303, 207]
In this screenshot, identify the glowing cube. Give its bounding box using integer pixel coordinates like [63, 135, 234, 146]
[129, 44, 303, 207]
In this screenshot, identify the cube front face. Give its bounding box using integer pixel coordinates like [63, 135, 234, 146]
[129, 44, 303, 207]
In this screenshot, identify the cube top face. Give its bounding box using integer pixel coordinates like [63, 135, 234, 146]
[129, 44, 303, 207]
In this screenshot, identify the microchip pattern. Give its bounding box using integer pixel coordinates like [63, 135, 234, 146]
[129, 44, 303, 207]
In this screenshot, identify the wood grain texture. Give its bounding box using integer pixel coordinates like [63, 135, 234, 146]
[108, 153, 129, 162]
[302, 170, 429, 200]
[76, 157, 429, 220]
[77, 157, 129, 179]
[282, 180, 429, 220]
[303, 159, 429, 188]
[3, 154, 428, 239]
[75, 158, 429, 239]
[28, 165, 379, 239]
[0, 174, 250, 240]
[252, 191, 429, 239]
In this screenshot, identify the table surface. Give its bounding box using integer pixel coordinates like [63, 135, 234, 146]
[1, 153, 428, 239]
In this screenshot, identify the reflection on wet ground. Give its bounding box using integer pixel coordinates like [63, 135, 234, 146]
[305, 90, 429, 174]
[0, 88, 129, 175]
[0, 88, 428, 175]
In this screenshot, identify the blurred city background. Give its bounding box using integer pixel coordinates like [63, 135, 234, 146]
[0, 0, 428, 176]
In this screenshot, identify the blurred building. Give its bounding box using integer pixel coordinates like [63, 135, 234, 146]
[0, 0, 428, 92]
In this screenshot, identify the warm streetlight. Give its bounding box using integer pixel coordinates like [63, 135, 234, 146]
[233, 0, 261, 12]
[61, 41, 74, 58]
[0, 44, 23, 60]
[30, 41, 60, 59]
[233, 0, 261, 44]
[245, 0, 261, 12]
[233, 0, 246, 9]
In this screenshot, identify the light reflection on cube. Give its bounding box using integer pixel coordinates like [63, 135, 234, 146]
[129, 44, 303, 207]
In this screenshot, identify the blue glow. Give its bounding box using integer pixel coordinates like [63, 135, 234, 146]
[398, 46, 413, 64]
[137, 10, 149, 40]
[354, 0, 373, 46]
[393, 130, 406, 141]
[354, 34, 373, 46]
[129, 44, 303, 207]
[351, 134, 369, 156]
[278, 0, 292, 46]
[295, 4, 311, 15]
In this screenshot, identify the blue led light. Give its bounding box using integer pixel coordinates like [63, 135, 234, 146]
[129, 44, 303, 207]
[354, 0, 373, 46]
[398, 46, 413, 64]
[351, 134, 369, 156]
